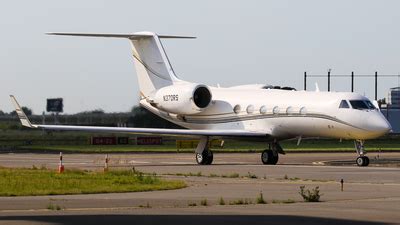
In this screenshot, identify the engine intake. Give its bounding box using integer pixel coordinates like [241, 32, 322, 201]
[193, 86, 212, 108]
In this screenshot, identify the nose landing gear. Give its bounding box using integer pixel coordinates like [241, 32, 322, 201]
[355, 140, 369, 167]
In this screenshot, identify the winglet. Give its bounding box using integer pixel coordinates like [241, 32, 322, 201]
[9, 95, 36, 128]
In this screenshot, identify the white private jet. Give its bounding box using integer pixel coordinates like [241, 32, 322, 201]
[10, 31, 392, 167]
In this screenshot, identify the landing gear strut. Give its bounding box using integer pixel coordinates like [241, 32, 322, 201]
[195, 136, 213, 165]
[354, 140, 369, 167]
[261, 142, 282, 165]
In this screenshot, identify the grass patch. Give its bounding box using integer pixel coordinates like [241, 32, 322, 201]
[138, 202, 151, 208]
[272, 199, 296, 204]
[0, 167, 186, 196]
[167, 172, 242, 179]
[47, 203, 62, 210]
[227, 173, 240, 178]
[168, 172, 202, 177]
[256, 192, 266, 204]
[229, 199, 253, 205]
[12, 136, 400, 153]
[283, 175, 300, 181]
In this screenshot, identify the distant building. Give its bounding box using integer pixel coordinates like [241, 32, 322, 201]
[387, 87, 400, 109]
[381, 87, 400, 133]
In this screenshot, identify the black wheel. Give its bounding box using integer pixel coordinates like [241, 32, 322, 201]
[261, 150, 279, 165]
[195, 150, 213, 165]
[363, 156, 369, 166]
[205, 150, 213, 165]
[356, 156, 369, 167]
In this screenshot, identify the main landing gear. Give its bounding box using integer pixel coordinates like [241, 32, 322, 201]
[195, 137, 213, 165]
[261, 142, 284, 165]
[195, 150, 213, 165]
[355, 140, 369, 167]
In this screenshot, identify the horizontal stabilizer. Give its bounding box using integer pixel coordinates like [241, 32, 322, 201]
[46, 32, 196, 39]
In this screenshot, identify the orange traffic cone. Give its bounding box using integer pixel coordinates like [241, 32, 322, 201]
[58, 152, 64, 173]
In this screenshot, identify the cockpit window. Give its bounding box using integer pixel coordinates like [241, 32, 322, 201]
[339, 100, 350, 108]
[365, 100, 376, 109]
[349, 100, 370, 110]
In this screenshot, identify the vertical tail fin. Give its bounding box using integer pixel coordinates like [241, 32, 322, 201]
[46, 31, 196, 98]
[129, 32, 182, 97]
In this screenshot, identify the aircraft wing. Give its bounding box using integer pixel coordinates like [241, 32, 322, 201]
[10, 96, 268, 138]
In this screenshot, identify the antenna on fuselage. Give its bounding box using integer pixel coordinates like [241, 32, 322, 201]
[315, 83, 320, 92]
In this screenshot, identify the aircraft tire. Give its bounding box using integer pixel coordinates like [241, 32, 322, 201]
[261, 150, 279, 165]
[196, 150, 213, 165]
[356, 156, 369, 167]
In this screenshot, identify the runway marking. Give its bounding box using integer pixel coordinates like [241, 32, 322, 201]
[127, 160, 150, 164]
[161, 162, 194, 165]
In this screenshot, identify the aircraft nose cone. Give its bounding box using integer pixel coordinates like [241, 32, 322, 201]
[368, 115, 392, 135]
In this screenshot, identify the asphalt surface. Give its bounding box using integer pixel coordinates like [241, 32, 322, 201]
[0, 152, 399, 225]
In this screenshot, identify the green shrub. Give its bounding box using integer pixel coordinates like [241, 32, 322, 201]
[299, 186, 321, 202]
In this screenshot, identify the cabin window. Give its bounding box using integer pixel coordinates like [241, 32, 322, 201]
[260, 105, 267, 114]
[365, 100, 376, 109]
[349, 100, 369, 110]
[339, 100, 350, 109]
[300, 107, 307, 115]
[286, 106, 294, 114]
[233, 104, 241, 114]
[273, 106, 280, 114]
[246, 105, 254, 114]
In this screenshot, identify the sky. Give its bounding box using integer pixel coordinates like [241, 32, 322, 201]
[1, 0, 400, 114]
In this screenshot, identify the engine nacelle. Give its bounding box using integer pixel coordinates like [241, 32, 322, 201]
[152, 84, 212, 115]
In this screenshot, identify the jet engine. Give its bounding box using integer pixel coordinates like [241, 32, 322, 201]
[152, 84, 212, 115]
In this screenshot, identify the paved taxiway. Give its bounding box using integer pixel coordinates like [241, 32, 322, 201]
[0, 152, 399, 225]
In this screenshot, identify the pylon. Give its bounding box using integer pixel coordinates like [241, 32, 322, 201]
[104, 154, 109, 172]
[58, 152, 64, 173]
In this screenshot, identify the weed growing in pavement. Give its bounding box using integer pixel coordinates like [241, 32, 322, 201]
[200, 199, 208, 206]
[256, 192, 266, 204]
[47, 203, 61, 210]
[218, 197, 225, 205]
[229, 198, 253, 205]
[245, 172, 257, 179]
[299, 186, 321, 202]
[188, 202, 197, 207]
